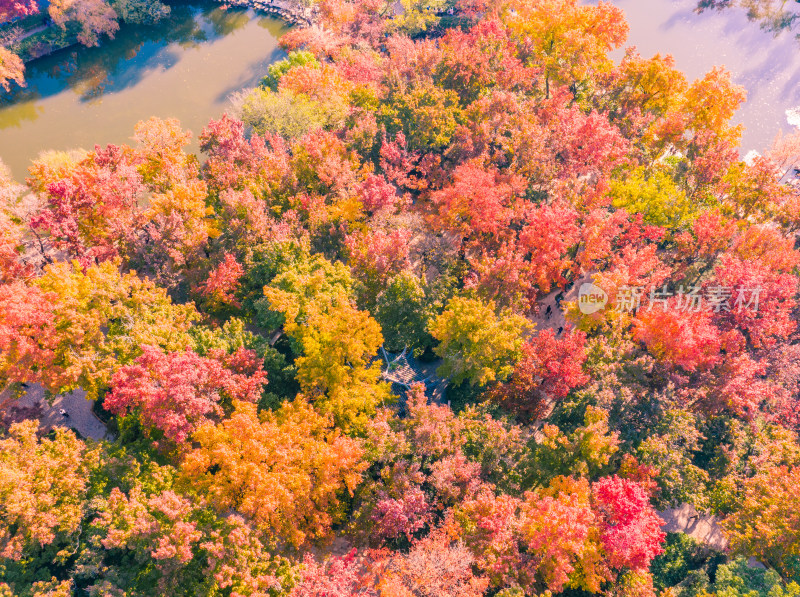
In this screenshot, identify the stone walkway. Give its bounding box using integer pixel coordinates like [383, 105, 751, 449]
[529, 271, 596, 336]
[658, 503, 728, 551]
[530, 280, 733, 554]
[1, 384, 110, 441]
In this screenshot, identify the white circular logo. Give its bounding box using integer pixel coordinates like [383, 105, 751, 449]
[578, 283, 608, 315]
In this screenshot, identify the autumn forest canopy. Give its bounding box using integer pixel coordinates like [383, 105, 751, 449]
[3, 0, 800, 595]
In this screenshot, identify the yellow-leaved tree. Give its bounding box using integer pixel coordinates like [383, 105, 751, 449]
[0, 260, 197, 399]
[263, 252, 392, 432]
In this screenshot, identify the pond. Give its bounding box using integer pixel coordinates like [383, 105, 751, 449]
[605, 0, 800, 155]
[0, 1, 288, 179]
[4, 1, 799, 179]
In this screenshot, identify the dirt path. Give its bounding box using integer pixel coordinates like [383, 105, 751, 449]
[16, 24, 48, 42]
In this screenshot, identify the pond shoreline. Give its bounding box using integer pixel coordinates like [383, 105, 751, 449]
[604, 0, 800, 153]
[16, 28, 83, 64]
[0, 3, 289, 179]
[3, 0, 309, 65]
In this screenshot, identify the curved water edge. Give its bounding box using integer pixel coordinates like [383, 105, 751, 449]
[601, 0, 800, 155]
[4, 0, 800, 180]
[0, 1, 289, 179]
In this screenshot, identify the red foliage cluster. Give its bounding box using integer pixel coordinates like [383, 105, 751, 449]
[105, 345, 267, 444]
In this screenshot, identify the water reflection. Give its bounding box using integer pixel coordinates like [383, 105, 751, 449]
[205, 4, 251, 36]
[0, 2, 257, 105]
[0, 100, 43, 128]
[0, 1, 286, 178]
[601, 0, 800, 152]
[695, 0, 800, 36]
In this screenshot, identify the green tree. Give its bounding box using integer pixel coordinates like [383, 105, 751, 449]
[429, 296, 529, 386]
[375, 272, 436, 356]
[708, 557, 800, 597]
[379, 82, 464, 152]
[650, 532, 725, 593]
[522, 406, 619, 488]
[239, 89, 345, 139]
[388, 0, 450, 36]
[110, 0, 169, 24]
[261, 50, 320, 91]
[723, 466, 800, 579]
[635, 407, 711, 511]
[610, 165, 702, 231]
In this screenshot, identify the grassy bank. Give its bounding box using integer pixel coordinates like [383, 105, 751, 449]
[1, 14, 83, 62]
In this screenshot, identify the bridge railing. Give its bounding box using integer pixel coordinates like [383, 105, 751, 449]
[222, 0, 314, 25]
